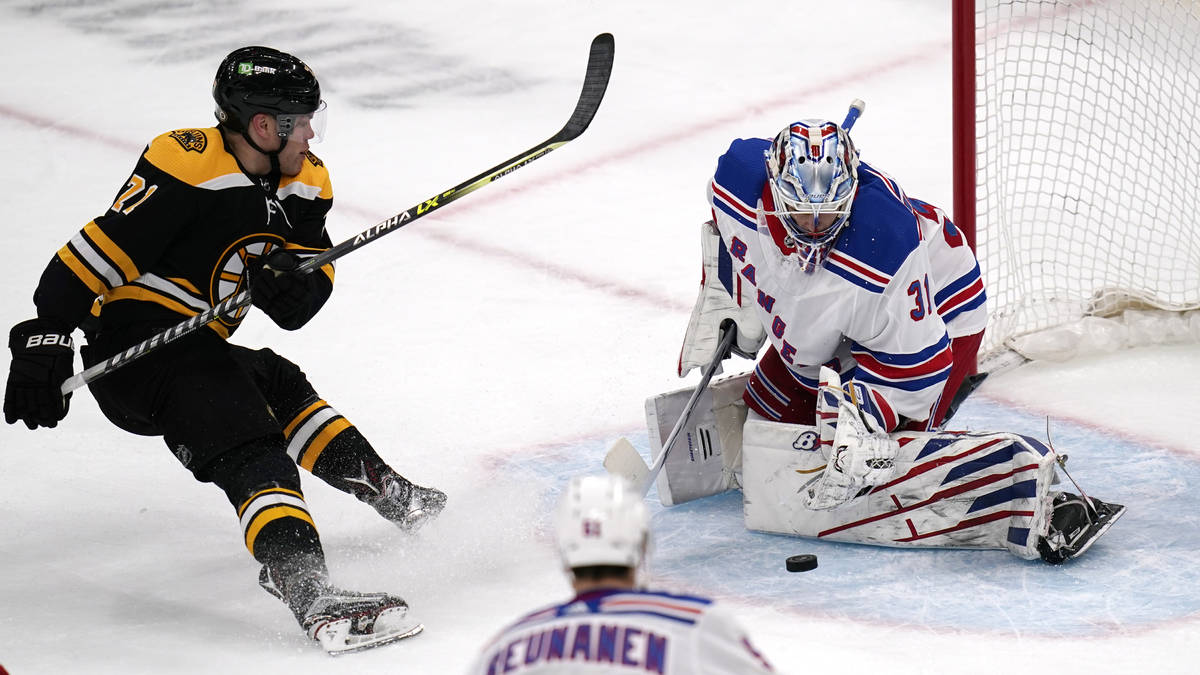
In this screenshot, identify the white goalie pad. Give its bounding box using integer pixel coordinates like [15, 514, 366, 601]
[741, 418, 1059, 559]
[646, 371, 751, 506]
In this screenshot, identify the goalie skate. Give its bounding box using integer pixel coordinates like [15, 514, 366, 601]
[1037, 492, 1126, 565]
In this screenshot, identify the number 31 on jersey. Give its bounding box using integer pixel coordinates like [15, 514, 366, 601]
[907, 274, 933, 321]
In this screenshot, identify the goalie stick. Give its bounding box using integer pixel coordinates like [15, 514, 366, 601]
[60, 32, 616, 396]
[604, 325, 736, 497]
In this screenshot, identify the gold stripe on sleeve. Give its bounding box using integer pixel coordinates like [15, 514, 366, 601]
[56, 245, 109, 295]
[99, 286, 232, 339]
[82, 221, 140, 282]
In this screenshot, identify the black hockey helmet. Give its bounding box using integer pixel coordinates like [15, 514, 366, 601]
[212, 46, 322, 140]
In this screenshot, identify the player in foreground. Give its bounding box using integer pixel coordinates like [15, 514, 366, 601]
[468, 474, 776, 674]
[4, 46, 445, 653]
[660, 104, 1123, 563]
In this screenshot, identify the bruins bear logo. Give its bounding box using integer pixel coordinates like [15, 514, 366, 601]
[210, 234, 284, 328]
[169, 129, 208, 153]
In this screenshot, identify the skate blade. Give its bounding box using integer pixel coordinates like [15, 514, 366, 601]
[315, 611, 425, 656]
[397, 505, 446, 533]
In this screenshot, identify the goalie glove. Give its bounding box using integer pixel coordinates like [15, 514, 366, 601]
[804, 366, 899, 510]
[678, 220, 766, 377]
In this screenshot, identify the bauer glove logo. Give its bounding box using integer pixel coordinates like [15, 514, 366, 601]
[24, 333, 72, 349]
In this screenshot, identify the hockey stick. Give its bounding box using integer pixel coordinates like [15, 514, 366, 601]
[604, 326, 736, 497]
[60, 33, 615, 396]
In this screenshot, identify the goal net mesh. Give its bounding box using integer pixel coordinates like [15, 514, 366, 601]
[973, 0, 1200, 363]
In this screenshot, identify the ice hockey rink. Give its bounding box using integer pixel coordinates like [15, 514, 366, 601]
[2, 0, 1198, 672]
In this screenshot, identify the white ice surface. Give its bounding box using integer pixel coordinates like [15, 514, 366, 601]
[1, 1, 1197, 673]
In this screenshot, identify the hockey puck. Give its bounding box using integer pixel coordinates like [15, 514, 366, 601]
[785, 554, 818, 573]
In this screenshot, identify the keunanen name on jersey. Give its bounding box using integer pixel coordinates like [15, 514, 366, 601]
[468, 588, 775, 675]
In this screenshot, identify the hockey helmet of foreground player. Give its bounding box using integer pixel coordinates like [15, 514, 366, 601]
[555, 475, 649, 572]
[764, 119, 861, 269]
[212, 46, 327, 145]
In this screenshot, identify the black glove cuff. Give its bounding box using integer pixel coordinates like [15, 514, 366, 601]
[9, 318, 75, 353]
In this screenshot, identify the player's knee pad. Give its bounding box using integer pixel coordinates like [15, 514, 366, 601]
[230, 346, 320, 420]
[198, 434, 302, 505]
[254, 347, 313, 392]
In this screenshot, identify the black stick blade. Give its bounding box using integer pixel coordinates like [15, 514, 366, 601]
[557, 32, 615, 141]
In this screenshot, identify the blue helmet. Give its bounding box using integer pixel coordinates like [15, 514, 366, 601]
[764, 119, 860, 270]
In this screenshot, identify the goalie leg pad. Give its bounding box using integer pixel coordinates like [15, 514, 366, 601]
[743, 418, 1058, 559]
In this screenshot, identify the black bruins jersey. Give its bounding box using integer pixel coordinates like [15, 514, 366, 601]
[33, 127, 336, 340]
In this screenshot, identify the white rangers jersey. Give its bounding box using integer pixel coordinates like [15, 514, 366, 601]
[708, 138, 986, 430]
[466, 588, 775, 674]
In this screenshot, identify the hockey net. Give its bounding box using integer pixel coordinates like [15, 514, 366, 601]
[960, 0, 1200, 371]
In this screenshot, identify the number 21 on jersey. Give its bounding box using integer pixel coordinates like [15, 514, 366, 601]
[111, 174, 158, 215]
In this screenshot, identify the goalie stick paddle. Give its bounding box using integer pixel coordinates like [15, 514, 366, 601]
[604, 326, 736, 497]
[60, 33, 615, 396]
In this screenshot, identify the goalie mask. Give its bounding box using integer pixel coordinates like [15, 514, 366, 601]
[555, 475, 649, 575]
[764, 119, 860, 271]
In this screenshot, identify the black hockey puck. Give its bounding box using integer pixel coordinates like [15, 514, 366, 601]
[785, 554, 818, 572]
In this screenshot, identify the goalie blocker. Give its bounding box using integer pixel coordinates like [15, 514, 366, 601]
[643, 367, 1125, 563]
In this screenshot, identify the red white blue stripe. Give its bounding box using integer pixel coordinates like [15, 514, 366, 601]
[710, 180, 759, 232]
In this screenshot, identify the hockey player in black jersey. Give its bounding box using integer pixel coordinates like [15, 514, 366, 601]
[3, 46, 444, 653]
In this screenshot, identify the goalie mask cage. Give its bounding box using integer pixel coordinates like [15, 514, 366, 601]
[954, 0, 1200, 370]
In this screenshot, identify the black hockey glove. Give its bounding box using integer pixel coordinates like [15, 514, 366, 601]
[249, 249, 327, 331]
[4, 318, 74, 429]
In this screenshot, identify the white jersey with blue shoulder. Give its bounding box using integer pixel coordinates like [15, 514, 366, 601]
[707, 136, 979, 430]
[466, 587, 775, 674]
[906, 196, 987, 338]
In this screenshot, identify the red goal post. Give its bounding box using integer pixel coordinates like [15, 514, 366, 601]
[953, 0, 1200, 372]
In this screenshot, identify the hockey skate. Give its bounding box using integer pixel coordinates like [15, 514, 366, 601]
[259, 566, 423, 655]
[364, 472, 447, 532]
[1036, 492, 1126, 565]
